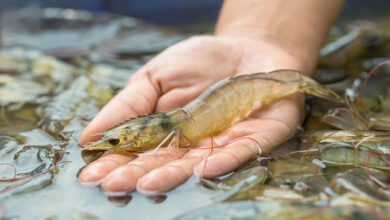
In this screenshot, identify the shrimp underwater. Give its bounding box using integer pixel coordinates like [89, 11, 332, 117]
[85, 70, 343, 153]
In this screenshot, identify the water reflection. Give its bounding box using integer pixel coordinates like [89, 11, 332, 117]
[81, 150, 105, 165]
[146, 195, 168, 204]
[108, 195, 133, 207]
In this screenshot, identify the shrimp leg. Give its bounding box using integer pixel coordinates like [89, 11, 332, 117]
[149, 130, 181, 154]
[166, 130, 181, 150]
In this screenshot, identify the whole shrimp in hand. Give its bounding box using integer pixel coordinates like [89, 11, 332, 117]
[78, 36, 309, 195]
[78, 0, 345, 195]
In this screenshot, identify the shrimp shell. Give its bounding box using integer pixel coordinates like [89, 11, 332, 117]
[85, 70, 343, 153]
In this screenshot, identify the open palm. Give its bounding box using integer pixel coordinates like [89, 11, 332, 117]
[78, 35, 307, 195]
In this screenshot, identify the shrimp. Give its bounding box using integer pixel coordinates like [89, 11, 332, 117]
[201, 166, 268, 202]
[85, 70, 343, 153]
[319, 28, 390, 68]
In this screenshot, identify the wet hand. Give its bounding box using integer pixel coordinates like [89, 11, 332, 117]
[78, 35, 307, 195]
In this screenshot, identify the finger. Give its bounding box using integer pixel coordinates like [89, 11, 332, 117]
[101, 148, 187, 195]
[136, 147, 219, 195]
[195, 117, 296, 178]
[78, 153, 136, 186]
[155, 86, 202, 112]
[80, 70, 160, 145]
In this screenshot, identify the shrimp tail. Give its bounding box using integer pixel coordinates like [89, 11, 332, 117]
[300, 76, 344, 103]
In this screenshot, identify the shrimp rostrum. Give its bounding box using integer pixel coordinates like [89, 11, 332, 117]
[85, 70, 343, 153]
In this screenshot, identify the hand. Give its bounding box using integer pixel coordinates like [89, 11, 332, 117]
[78, 34, 307, 195]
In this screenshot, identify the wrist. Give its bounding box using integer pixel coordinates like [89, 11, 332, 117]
[215, 0, 345, 75]
[215, 28, 318, 75]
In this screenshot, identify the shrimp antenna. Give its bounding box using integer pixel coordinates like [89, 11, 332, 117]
[92, 132, 105, 137]
[360, 59, 390, 97]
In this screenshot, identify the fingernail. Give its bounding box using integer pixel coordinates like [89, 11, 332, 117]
[78, 163, 105, 186]
[79, 178, 104, 187]
[101, 168, 138, 193]
[103, 190, 128, 197]
[136, 175, 163, 196]
[194, 156, 218, 178]
[194, 161, 205, 177]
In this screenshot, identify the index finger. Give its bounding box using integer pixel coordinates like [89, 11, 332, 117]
[80, 70, 160, 145]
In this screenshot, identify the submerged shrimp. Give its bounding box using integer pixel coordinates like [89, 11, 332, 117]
[85, 70, 343, 153]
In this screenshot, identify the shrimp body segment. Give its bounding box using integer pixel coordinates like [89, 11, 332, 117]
[85, 70, 343, 153]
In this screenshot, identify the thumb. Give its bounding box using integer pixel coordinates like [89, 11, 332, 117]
[80, 70, 160, 145]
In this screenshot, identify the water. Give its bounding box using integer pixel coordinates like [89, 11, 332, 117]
[0, 8, 211, 220]
[1, 7, 390, 220]
[0, 48, 215, 219]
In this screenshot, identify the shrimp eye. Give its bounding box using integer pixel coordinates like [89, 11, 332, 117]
[108, 138, 120, 145]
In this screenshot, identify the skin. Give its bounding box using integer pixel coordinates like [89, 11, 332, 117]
[79, 0, 345, 195]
